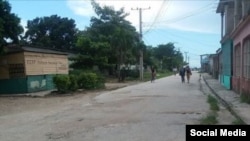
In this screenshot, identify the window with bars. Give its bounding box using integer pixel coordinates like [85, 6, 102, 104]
[243, 38, 250, 79]
[235, 44, 241, 77]
[9, 64, 25, 78]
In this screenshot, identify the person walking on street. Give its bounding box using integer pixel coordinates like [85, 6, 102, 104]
[179, 66, 185, 83]
[185, 66, 192, 83]
[151, 66, 156, 83]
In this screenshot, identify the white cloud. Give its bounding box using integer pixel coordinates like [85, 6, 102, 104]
[67, 0, 220, 34]
[67, 0, 95, 17]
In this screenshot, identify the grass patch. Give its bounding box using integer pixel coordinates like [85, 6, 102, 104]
[200, 95, 220, 125]
[105, 71, 173, 82]
[200, 112, 218, 125]
[143, 71, 173, 82]
[207, 95, 220, 111]
[232, 119, 245, 125]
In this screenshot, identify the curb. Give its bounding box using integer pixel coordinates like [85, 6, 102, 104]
[202, 75, 246, 125]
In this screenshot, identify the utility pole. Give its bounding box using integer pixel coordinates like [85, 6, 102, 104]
[184, 52, 188, 63]
[131, 7, 150, 81]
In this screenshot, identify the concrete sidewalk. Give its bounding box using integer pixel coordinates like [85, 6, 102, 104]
[202, 73, 250, 124]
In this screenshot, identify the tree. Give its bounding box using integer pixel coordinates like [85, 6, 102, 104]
[0, 0, 23, 54]
[70, 32, 110, 70]
[72, 0, 141, 81]
[144, 45, 158, 69]
[23, 15, 77, 50]
[152, 43, 184, 70]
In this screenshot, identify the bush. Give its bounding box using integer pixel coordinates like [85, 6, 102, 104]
[53, 74, 70, 93]
[78, 72, 105, 89]
[69, 74, 78, 91]
[126, 69, 139, 78]
[53, 70, 106, 93]
[96, 73, 105, 89]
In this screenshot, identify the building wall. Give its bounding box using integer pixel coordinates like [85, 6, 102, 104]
[0, 75, 56, 94]
[0, 51, 68, 94]
[232, 20, 250, 94]
[213, 55, 219, 79]
[27, 75, 55, 93]
[221, 39, 233, 89]
[0, 52, 24, 79]
[0, 77, 27, 94]
[24, 52, 68, 75]
[225, 3, 235, 35]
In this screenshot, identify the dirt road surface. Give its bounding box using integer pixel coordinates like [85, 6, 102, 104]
[0, 72, 235, 141]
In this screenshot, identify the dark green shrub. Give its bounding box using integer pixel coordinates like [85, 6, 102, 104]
[126, 69, 139, 78]
[96, 73, 105, 89]
[69, 69, 83, 76]
[78, 72, 105, 89]
[69, 74, 78, 91]
[53, 74, 70, 93]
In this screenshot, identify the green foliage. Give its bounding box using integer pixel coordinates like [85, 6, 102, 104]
[69, 69, 85, 76]
[53, 74, 71, 93]
[23, 15, 77, 50]
[69, 74, 78, 91]
[53, 70, 105, 93]
[232, 119, 245, 125]
[200, 95, 220, 125]
[200, 112, 218, 125]
[72, 34, 110, 69]
[0, 0, 23, 53]
[146, 43, 184, 71]
[126, 69, 139, 78]
[207, 95, 220, 111]
[77, 72, 105, 89]
[142, 71, 172, 82]
[71, 0, 140, 78]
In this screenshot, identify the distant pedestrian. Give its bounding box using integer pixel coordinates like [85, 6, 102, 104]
[179, 66, 185, 83]
[185, 66, 192, 83]
[173, 68, 177, 76]
[151, 66, 156, 83]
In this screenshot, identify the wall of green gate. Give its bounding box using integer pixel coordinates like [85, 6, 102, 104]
[27, 75, 55, 92]
[0, 75, 56, 94]
[0, 78, 27, 94]
[221, 39, 233, 90]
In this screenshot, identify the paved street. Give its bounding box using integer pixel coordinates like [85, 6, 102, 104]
[0, 72, 228, 141]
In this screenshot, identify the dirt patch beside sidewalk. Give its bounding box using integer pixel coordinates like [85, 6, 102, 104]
[0, 81, 140, 116]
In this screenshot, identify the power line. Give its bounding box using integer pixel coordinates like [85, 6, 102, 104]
[146, 29, 219, 51]
[143, 1, 217, 34]
[143, 0, 171, 34]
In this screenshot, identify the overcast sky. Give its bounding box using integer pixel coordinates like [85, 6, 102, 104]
[9, 0, 221, 68]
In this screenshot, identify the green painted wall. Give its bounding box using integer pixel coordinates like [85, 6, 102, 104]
[222, 40, 233, 76]
[27, 75, 47, 92]
[222, 75, 231, 90]
[0, 78, 27, 94]
[46, 75, 55, 90]
[27, 75, 56, 92]
[221, 39, 233, 90]
[0, 75, 56, 94]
